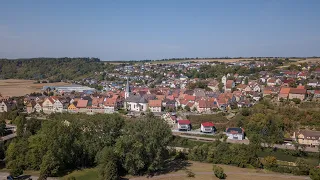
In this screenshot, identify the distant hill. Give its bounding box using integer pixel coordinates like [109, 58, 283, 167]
[0, 58, 111, 81]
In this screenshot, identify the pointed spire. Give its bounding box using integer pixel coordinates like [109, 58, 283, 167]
[125, 77, 130, 93]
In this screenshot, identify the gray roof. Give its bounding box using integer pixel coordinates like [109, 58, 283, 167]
[125, 95, 147, 103]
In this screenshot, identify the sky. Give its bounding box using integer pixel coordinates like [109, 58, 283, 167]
[0, 0, 319, 60]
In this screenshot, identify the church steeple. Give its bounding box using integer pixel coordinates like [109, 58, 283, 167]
[125, 77, 130, 99]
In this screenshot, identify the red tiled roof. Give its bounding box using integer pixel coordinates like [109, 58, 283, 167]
[279, 87, 291, 94]
[178, 120, 191, 125]
[289, 88, 306, 94]
[156, 95, 165, 101]
[201, 122, 214, 127]
[77, 100, 88, 108]
[184, 95, 196, 101]
[47, 97, 55, 104]
[148, 100, 162, 107]
[263, 89, 272, 94]
[104, 98, 117, 106]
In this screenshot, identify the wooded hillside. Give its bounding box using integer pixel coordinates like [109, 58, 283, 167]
[0, 58, 110, 81]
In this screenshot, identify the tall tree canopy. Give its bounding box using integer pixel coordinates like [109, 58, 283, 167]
[115, 118, 172, 175]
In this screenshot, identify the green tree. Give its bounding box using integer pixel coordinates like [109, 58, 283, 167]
[39, 150, 60, 178]
[15, 115, 26, 137]
[115, 117, 172, 175]
[0, 120, 6, 136]
[184, 106, 190, 112]
[244, 77, 249, 85]
[295, 158, 311, 175]
[96, 147, 119, 180]
[6, 138, 29, 170]
[218, 83, 224, 92]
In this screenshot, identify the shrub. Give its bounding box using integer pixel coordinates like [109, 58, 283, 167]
[67, 176, 76, 180]
[10, 166, 23, 177]
[186, 170, 195, 177]
[213, 165, 226, 179]
[310, 167, 320, 180]
[291, 98, 301, 105]
[263, 156, 277, 169]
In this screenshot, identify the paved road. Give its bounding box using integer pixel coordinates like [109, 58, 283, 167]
[1, 133, 17, 141]
[130, 171, 310, 180]
[0, 172, 57, 180]
[174, 134, 319, 152]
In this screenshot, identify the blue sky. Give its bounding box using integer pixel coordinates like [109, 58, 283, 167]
[0, 0, 319, 60]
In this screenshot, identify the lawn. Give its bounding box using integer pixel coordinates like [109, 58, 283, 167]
[61, 168, 98, 180]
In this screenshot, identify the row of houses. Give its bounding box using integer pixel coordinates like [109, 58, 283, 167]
[26, 95, 122, 114]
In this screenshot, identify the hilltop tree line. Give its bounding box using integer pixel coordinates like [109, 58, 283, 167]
[0, 58, 114, 81]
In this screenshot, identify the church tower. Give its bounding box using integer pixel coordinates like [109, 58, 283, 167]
[221, 75, 227, 86]
[125, 78, 130, 99]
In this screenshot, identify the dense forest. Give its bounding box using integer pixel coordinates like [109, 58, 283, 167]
[0, 58, 113, 81]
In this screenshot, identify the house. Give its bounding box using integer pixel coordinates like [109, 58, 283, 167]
[86, 106, 105, 115]
[163, 99, 177, 110]
[200, 122, 215, 133]
[0, 101, 10, 112]
[278, 87, 291, 101]
[250, 83, 261, 92]
[68, 103, 78, 113]
[307, 79, 318, 87]
[207, 80, 220, 91]
[161, 113, 177, 126]
[42, 97, 55, 114]
[288, 88, 306, 101]
[148, 100, 162, 112]
[237, 100, 251, 108]
[34, 102, 43, 112]
[314, 90, 320, 98]
[26, 101, 36, 114]
[293, 130, 320, 147]
[297, 72, 308, 79]
[226, 127, 244, 140]
[225, 80, 235, 92]
[77, 99, 88, 113]
[197, 99, 217, 113]
[267, 78, 281, 86]
[177, 120, 191, 131]
[104, 98, 118, 114]
[53, 99, 63, 113]
[193, 88, 206, 97]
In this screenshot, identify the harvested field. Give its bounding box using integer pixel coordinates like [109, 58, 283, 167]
[130, 161, 309, 180]
[0, 79, 70, 97]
